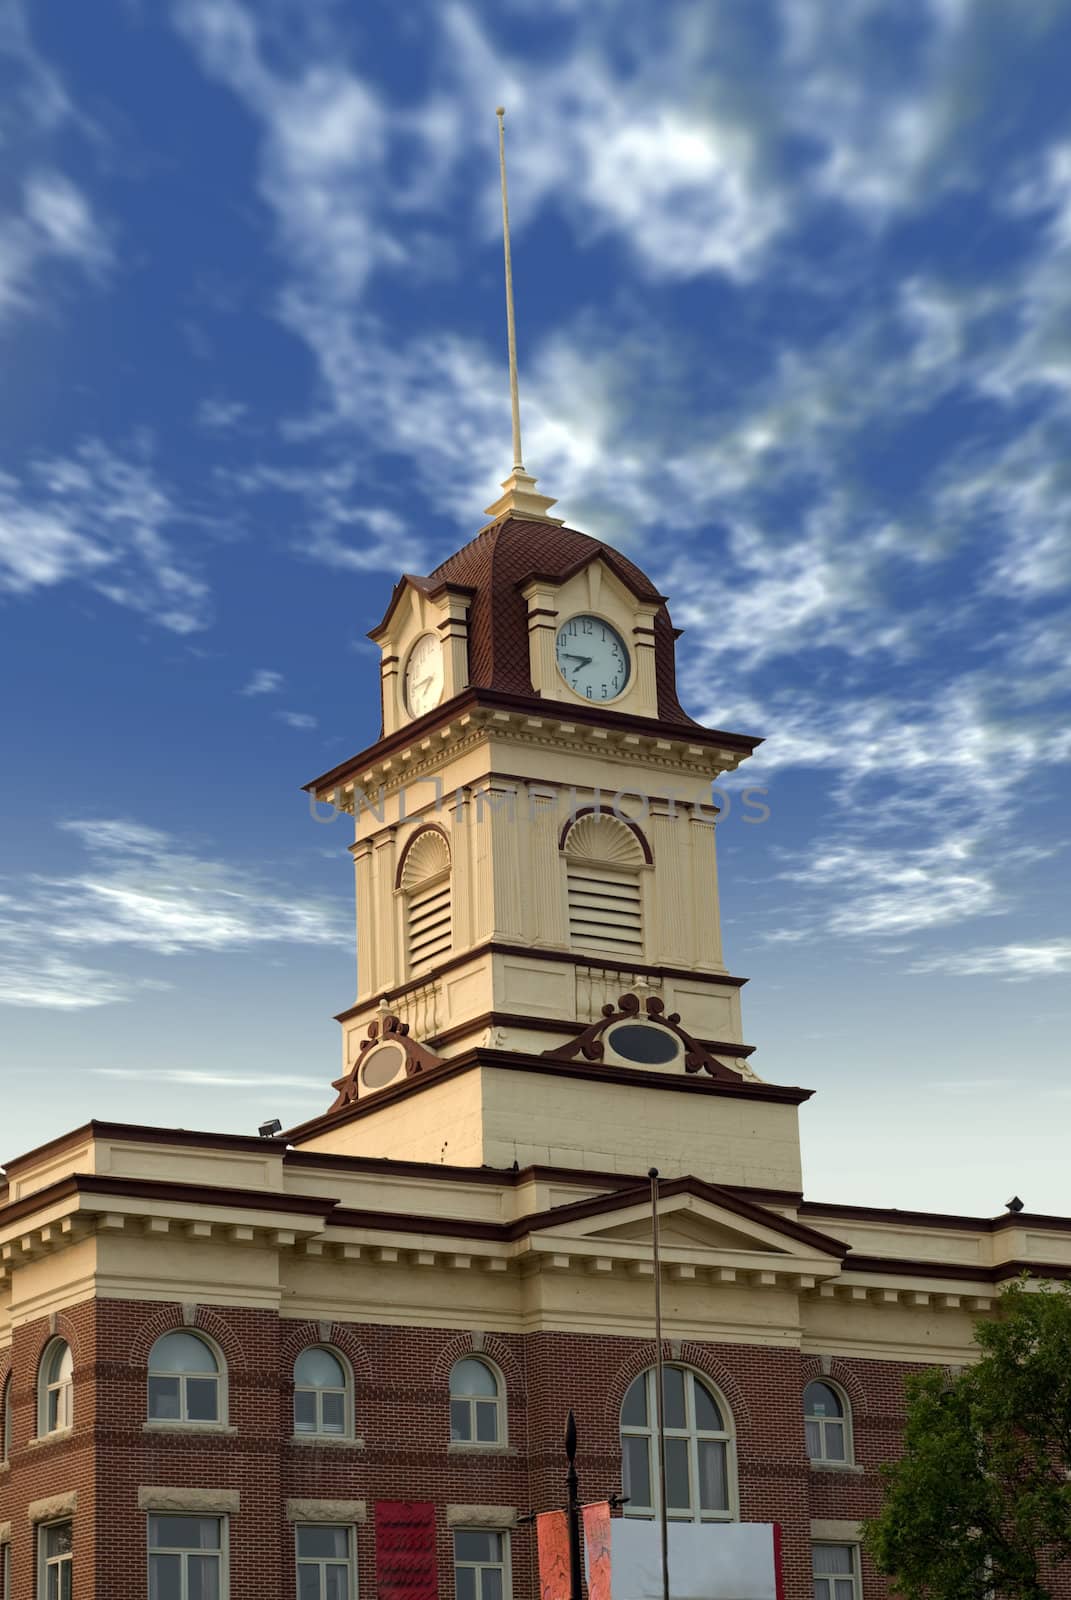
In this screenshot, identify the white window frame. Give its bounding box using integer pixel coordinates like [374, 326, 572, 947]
[37, 1341, 73, 1437]
[37, 1519, 73, 1600]
[449, 1357, 505, 1447]
[293, 1346, 353, 1440]
[621, 1365, 738, 1523]
[147, 1512, 228, 1600]
[2, 1372, 10, 1462]
[295, 1523, 356, 1599]
[3, 1539, 10, 1600]
[812, 1543, 861, 1600]
[146, 1330, 226, 1427]
[452, 1528, 511, 1600]
[804, 1380, 853, 1465]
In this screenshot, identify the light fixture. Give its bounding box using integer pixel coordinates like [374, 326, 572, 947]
[258, 1118, 282, 1139]
[1005, 1195, 1024, 1213]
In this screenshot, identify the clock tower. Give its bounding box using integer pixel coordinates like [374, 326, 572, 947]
[293, 505, 809, 1193]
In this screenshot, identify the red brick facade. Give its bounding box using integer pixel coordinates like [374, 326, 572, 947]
[1, 1295, 928, 1600]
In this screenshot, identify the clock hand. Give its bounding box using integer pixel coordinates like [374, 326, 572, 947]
[561, 653, 593, 668]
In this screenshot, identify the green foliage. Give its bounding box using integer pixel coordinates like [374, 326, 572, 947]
[865, 1280, 1071, 1600]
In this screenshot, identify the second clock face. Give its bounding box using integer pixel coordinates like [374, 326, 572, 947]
[555, 614, 630, 701]
[404, 632, 444, 717]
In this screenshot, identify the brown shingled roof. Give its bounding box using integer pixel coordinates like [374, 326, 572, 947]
[425, 515, 698, 726]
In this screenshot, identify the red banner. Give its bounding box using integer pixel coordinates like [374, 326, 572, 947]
[583, 1502, 613, 1600]
[537, 1510, 570, 1600]
[375, 1501, 438, 1600]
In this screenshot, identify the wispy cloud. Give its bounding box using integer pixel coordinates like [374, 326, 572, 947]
[278, 710, 317, 730]
[93, 1067, 323, 1088]
[909, 941, 1071, 980]
[0, 439, 210, 633]
[0, 171, 111, 325]
[240, 667, 283, 696]
[197, 397, 248, 430]
[0, 818, 349, 1009]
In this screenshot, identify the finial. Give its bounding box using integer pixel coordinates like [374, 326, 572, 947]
[485, 107, 563, 527]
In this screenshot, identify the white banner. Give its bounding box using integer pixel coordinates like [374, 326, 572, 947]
[608, 1521, 781, 1600]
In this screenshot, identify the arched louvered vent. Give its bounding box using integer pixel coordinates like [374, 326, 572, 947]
[563, 813, 647, 957]
[400, 828, 452, 974]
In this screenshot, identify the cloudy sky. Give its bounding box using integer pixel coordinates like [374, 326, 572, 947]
[1, 0, 1069, 1213]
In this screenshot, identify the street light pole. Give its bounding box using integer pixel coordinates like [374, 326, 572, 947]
[565, 1409, 584, 1600]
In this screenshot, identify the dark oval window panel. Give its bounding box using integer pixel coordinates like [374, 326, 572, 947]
[608, 1023, 680, 1065]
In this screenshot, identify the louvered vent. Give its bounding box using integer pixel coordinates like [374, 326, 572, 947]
[400, 828, 452, 974]
[563, 814, 647, 957]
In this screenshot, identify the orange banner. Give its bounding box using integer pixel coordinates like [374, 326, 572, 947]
[583, 1502, 613, 1600]
[537, 1511, 571, 1600]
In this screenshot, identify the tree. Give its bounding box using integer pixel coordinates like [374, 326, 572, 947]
[865, 1279, 1071, 1600]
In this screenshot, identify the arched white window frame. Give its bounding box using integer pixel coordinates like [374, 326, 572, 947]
[147, 1329, 227, 1426]
[399, 827, 453, 976]
[562, 812, 648, 959]
[620, 1365, 737, 1523]
[37, 1339, 73, 1436]
[1, 1371, 11, 1462]
[449, 1356, 505, 1447]
[293, 1345, 354, 1439]
[804, 1379, 853, 1465]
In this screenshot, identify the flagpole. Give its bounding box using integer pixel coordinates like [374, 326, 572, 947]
[495, 107, 525, 473]
[649, 1167, 670, 1600]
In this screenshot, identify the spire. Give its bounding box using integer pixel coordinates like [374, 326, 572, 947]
[484, 108, 563, 527]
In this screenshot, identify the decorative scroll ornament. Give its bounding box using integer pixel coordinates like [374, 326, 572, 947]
[328, 1012, 446, 1113]
[541, 993, 742, 1083]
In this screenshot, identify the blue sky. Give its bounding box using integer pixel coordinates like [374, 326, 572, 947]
[1, 0, 1069, 1213]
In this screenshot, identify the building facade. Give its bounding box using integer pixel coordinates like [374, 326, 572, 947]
[2, 507, 1069, 1600]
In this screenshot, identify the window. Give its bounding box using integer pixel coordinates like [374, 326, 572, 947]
[400, 829, 452, 974]
[449, 1358, 502, 1445]
[804, 1381, 851, 1464]
[148, 1332, 222, 1424]
[620, 1366, 735, 1522]
[38, 1341, 73, 1436]
[3, 1540, 10, 1600]
[453, 1530, 508, 1600]
[296, 1525, 355, 1600]
[294, 1348, 350, 1437]
[563, 814, 645, 957]
[148, 1515, 224, 1600]
[2, 1373, 10, 1462]
[39, 1521, 72, 1600]
[812, 1545, 860, 1600]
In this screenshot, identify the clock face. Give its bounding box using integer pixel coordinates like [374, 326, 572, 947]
[404, 633, 444, 718]
[555, 615, 631, 701]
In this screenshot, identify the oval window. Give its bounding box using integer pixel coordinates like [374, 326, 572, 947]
[607, 1023, 680, 1065]
[360, 1043, 406, 1090]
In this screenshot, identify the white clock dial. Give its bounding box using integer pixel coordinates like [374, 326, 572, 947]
[404, 633, 444, 718]
[555, 614, 631, 702]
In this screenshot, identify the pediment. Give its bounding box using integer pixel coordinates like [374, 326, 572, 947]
[527, 1182, 847, 1268]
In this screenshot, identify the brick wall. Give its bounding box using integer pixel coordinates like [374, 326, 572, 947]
[0, 1296, 1030, 1600]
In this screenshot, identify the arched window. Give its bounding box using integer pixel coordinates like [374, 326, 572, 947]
[147, 1331, 222, 1424]
[563, 813, 646, 957]
[38, 1339, 73, 1435]
[621, 1366, 736, 1522]
[804, 1380, 851, 1464]
[400, 828, 452, 974]
[1, 1372, 10, 1462]
[449, 1357, 502, 1446]
[294, 1346, 351, 1437]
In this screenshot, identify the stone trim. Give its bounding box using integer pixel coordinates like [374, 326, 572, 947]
[27, 1427, 73, 1449]
[28, 1493, 77, 1523]
[288, 1434, 365, 1450]
[138, 1488, 240, 1515]
[447, 1443, 516, 1457]
[0, 1521, 11, 1544]
[142, 1420, 238, 1437]
[809, 1461, 864, 1476]
[447, 1506, 517, 1529]
[287, 1499, 366, 1524]
[810, 1519, 864, 1542]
